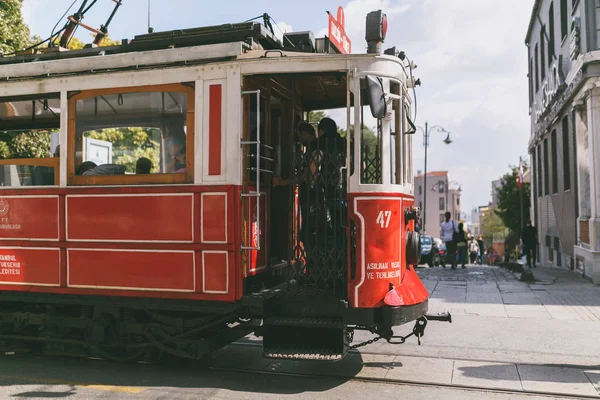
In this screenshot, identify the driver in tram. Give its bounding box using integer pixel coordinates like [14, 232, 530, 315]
[309, 117, 347, 249]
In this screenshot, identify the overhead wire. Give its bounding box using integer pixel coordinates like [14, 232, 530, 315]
[49, 0, 79, 46]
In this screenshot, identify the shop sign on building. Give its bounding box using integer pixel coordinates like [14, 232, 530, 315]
[533, 57, 565, 122]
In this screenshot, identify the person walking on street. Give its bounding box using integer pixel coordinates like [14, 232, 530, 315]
[521, 220, 538, 268]
[455, 223, 468, 269]
[477, 235, 485, 265]
[469, 237, 479, 264]
[440, 212, 458, 269]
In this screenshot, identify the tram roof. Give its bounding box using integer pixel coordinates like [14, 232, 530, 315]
[0, 20, 359, 67]
[0, 20, 406, 70]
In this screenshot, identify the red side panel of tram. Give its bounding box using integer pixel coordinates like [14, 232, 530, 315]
[348, 193, 429, 309]
[0, 187, 243, 302]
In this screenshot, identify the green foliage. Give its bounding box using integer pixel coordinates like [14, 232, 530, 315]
[51, 34, 121, 50]
[0, 0, 31, 54]
[307, 111, 326, 124]
[480, 207, 508, 245]
[496, 162, 531, 235]
[85, 127, 160, 173]
[0, 130, 54, 159]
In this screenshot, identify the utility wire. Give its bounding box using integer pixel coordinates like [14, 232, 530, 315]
[50, 0, 79, 46]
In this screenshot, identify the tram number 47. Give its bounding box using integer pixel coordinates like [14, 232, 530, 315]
[376, 211, 392, 228]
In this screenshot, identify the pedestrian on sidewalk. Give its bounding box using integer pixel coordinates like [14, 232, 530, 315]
[468, 237, 479, 264]
[455, 223, 468, 269]
[521, 220, 538, 268]
[476, 235, 485, 265]
[440, 211, 458, 269]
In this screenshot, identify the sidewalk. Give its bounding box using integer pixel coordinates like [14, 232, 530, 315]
[212, 343, 600, 398]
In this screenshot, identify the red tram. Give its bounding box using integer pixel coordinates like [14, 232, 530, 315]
[0, 8, 450, 361]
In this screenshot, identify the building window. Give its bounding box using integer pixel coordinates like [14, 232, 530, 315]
[549, 2, 555, 63]
[551, 130, 558, 194]
[439, 197, 445, 210]
[529, 59, 534, 106]
[596, 0, 600, 49]
[457, 197, 460, 206]
[440, 213, 445, 224]
[543, 138, 549, 195]
[562, 116, 571, 190]
[535, 44, 539, 92]
[419, 185, 422, 195]
[439, 181, 445, 193]
[540, 26, 546, 81]
[561, 0, 568, 40]
[537, 145, 543, 197]
[532, 151, 537, 200]
[419, 201, 422, 211]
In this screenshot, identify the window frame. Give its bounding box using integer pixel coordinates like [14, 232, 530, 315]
[562, 116, 571, 190]
[561, 0, 568, 40]
[551, 129, 558, 194]
[0, 158, 60, 186]
[67, 83, 195, 186]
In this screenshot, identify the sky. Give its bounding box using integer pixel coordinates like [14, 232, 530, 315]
[21, 0, 535, 217]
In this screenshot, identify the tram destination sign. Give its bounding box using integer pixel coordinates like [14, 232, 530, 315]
[328, 6, 351, 54]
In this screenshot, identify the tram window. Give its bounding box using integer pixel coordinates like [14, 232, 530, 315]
[0, 95, 61, 187]
[360, 111, 382, 185]
[69, 84, 194, 185]
[390, 82, 402, 185]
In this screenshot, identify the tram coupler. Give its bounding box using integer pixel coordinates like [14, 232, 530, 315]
[425, 312, 452, 323]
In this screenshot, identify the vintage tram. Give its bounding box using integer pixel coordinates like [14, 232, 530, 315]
[0, 8, 450, 362]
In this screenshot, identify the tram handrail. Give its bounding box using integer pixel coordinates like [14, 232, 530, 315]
[241, 90, 262, 252]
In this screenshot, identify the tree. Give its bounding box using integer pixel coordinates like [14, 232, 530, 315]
[480, 207, 508, 246]
[495, 162, 531, 235]
[307, 111, 326, 124]
[0, 0, 31, 54]
[51, 34, 120, 50]
[85, 127, 160, 173]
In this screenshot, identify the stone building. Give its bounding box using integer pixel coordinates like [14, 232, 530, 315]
[525, 0, 600, 282]
[414, 171, 461, 236]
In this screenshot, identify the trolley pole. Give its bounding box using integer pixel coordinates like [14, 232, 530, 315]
[423, 122, 428, 232]
[419, 123, 452, 234]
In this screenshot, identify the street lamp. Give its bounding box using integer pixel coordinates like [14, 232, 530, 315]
[416, 122, 451, 233]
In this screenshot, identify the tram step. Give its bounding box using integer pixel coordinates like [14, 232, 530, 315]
[264, 316, 344, 329]
[262, 316, 347, 361]
[263, 348, 344, 361]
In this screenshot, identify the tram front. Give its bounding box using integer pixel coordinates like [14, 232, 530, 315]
[261, 41, 451, 361]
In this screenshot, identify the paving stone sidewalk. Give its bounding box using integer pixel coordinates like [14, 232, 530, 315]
[417, 264, 600, 321]
[213, 343, 600, 398]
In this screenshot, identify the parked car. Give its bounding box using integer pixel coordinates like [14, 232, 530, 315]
[420, 235, 440, 267]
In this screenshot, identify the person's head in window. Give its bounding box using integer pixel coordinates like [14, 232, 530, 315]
[318, 117, 338, 137]
[297, 122, 316, 146]
[136, 157, 152, 174]
[78, 161, 97, 175]
[53, 145, 60, 158]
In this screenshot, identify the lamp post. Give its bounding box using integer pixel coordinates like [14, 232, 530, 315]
[417, 122, 451, 233]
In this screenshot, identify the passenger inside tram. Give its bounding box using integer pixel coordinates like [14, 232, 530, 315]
[135, 157, 152, 174]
